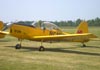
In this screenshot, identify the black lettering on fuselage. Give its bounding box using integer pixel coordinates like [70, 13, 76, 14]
[49, 31, 57, 35]
[14, 30, 21, 33]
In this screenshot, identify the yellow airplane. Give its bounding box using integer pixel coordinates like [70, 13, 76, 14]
[0, 21, 98, 51]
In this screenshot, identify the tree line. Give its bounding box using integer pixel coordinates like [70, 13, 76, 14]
[17, 17, 100, 27]
[52, 17, 100, 27]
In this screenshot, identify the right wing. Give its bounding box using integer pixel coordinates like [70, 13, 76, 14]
[30, 33, 97, 41]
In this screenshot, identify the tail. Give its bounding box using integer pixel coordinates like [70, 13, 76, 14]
[0, 21, 4, 30]
[75, 21, 88, 34]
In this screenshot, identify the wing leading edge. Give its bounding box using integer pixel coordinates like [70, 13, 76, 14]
[0, 31, 9, 35]
[0, 31, 9, 38]
[30, 33, 97, 42]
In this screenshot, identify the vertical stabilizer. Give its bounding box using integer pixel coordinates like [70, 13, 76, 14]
[75, 21, 88, 34]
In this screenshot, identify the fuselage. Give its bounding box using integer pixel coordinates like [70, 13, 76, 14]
[10, 24, 63, 39]
[9, 23, 95, 43]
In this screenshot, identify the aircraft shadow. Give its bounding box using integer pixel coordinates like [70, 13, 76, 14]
[46, 48, 100, 56]
[76, 45, 100, 49]
[0, 40, 10, 42]
[84, 46, 100, 49]
[5, 46, 38, 51]
[5, 45, 100, 56]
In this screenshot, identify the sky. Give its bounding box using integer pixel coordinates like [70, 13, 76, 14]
[0, 0, 100, 22]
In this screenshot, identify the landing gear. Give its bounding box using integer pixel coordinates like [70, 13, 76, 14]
[39, 46, 45, 51]
[15, 39, 45, 51]
[15, 44, 21, 49]
[15, 39, 22, 49]
[82, 43, 86, 47]
[39, 40, 45, 51]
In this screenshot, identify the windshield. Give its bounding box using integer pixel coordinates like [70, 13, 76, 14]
[33, 22, 61, 30]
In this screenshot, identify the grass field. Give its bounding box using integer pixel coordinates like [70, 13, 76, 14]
[0, 27, 100, 70]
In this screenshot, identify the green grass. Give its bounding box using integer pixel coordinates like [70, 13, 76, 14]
[0, 27, 100, 70]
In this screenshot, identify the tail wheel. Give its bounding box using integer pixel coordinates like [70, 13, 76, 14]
[82, 43, 86, 47]
[15, 44, 21, 49]
[39, 46, 45, 51]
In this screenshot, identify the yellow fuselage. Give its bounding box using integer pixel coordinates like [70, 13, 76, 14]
[10, 24, 62, 40]
[9, 24, 93, 43]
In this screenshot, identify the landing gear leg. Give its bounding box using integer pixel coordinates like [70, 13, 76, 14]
[39, 40, 45, 51]
[82, 43, 86, 47]
[15, 39, 22, 49]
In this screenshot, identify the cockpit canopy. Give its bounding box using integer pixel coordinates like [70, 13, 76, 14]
[14, 21, 61, 31]
[33, 22, 61, 30]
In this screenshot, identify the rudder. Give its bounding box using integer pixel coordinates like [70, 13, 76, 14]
[75, 21, 88, 34]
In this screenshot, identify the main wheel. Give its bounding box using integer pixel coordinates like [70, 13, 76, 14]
[39, 46, 45, 51]
[82, 44, 86, 47]
[15, 44, 21, 49]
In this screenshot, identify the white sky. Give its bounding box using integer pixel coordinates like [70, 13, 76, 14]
[0, 0, 100, 22]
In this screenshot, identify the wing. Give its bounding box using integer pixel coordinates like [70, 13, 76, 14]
[0, 31, 9, 35]
[30, 33, 97, 41]
[89, 38, 100, 41]
[0, 31, 9, 38]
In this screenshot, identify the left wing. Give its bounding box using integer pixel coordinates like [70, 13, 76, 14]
[0, 31, 9, 35]
[0, 31, 9, 38]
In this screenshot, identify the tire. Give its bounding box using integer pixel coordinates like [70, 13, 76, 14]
[39, 46, 45, 51]
[15, 44, 21, 49]
[82, 44, 86, 47]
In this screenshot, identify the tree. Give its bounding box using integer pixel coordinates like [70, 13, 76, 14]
[94, 17, 100, 26]
[75, 19, 82, 26]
